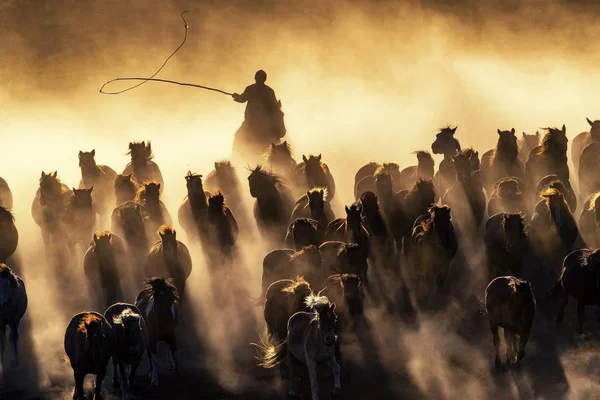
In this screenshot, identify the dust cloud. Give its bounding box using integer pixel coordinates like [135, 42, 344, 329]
[1, 0, 600, 398]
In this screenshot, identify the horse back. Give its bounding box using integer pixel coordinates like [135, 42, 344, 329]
[325, 219, 346, 241]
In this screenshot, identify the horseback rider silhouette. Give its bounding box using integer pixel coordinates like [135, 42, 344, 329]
[231, 70, 286, 164]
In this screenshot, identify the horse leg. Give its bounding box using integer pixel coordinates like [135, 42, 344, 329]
[94, 365, 106, 400]
[490, 323, 501, 369]
[118, 361, 128, 390]
[504, 329, 515, 366]
[305, 355, 320, 400]
[287, 353, 303, 398]
[8, 321, 19, 366]
[516, 329, 530, 367]
[329, 354, 342, 398]
[0, 323, 5, 365]
[112, 355, 120, 388]
[166, 332, 179, 375]
[74, 368, 86, 400]
[148, 341, 160, 386]
[556, 292, 568, 324]
[129, 357, 142, 388]
[577, 300, 586, 334]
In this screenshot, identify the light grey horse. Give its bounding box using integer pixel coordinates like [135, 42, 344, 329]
[0, 263, 27, 366]
[256, 293, 341, 400]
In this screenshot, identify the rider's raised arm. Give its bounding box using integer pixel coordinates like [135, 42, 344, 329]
[233, 86, 251, 103]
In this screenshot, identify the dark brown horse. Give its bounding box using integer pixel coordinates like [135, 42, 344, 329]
[284, 218, 325, 251]
[360, 191, 395, 270]
[0, 264, 27, 367]
[114, 173, 140, 206]
[296, 154, 337, 201]
[354, 162, 402, 200]
[485, 213, 528, 279]
[64, 312, 114, 400]
[261, 249, 295, 294]
[135, 181, 173, 234]
[123, 141, 164, 191]
[517, 131, 540, 164]
[0, 206, 18, 264]
[31, 171, 73, 246]
[264, 141, 298, 182]
[481, 128, 525, 193]
[525, 125, 570, 187]
[205, 192, 239, 266]
[290, 188, 336, 228]
[178, 171, 211, 244]
[535, 175, 577, 213]
[432, 126, 462, 196]
[486, 177, 529, 218]
[571, 118, 600, 177]
[111, 200, 149, 281]
[397, 151, 435, 191]
[64, 188, 96, 258]
[325, 205, 371, 260]
[78, 149, 117, 223]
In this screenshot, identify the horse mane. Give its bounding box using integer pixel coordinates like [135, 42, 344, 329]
[508, 278, 530, 293]
[112, 308, 141, 326]
[185, 171, 202, 180]
[304, 293, 331, 310]
[0, 205, 14, 222]
[158, 225, 175, 236]
[413, 150, 434, 164]
[308, 187, 328, 202]
[589, 192, 600, 211]
[141, 277, 180, 302]
[0, 263, 20, 288]
[408, 179, 435, 197]
[282, 275, 311, 294]
[94, 230, 112, 240]
[77, 313, 102, 335]
[438, 125, 457, 134]
[134, 180, 159, 203]
[127, 141, 154, 161]
[491, 130, 518, 164]
[248, 165, 284, 186]
[215, 160, 235, 171]
[536, 127, 565, 157]
[265, 141, 292, 159]
[208, 191, 226, 212]
[501, 213, 524, 229]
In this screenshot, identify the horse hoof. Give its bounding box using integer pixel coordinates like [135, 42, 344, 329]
[331, 387, 342, 398]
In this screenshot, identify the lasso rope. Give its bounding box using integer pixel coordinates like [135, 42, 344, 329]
[99, 11, 232, 96]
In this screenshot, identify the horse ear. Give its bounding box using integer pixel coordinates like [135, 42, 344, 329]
[497, 129, 501, 135]
[72, 187, 76, 192]
[91, 149, 95, 156]
[214, 162, 218, 169]
[156, 183, 161, 190]
[302, 155, 308, 163]
[522, 132, 526, 139]
[52, 171, 57, 178]
[93, 233, 99, 243]
[89, 186, 94, 192]
[451, 127, 457, 134]
[587, 117, 594, 127]
[41, 171, 45, 178]
[159, 230, 164, 239]
[107, 233, 112, 241]
[173, 229, 176, 238]
[283, 140, 287, 145]
[511, 128, 515, 134]
[535, 131, 540, 138]
[317, 154, 322, 161]
[141, 141, 145, 146]
[562, 124, 566, 133]
[344, 205, 350, 213]
[78, 151, 83, 157]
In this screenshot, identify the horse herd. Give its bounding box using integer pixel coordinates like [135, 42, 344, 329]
[1, 119, 600, 399]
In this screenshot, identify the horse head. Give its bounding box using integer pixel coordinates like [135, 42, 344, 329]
[452, 152, 473, 182]
[521, 132, 540, 151]
[587, 118, 600, 141]
[344, 205, 362, 231]
[78, 149, 97, 169]
[77, 313, 106, 366]
[39, 171, 62, 205]
[184, 171, 204, 200]
[359, 191, 379, 216]
[143, 277, 179, 321]
[374, 170, 393, 199]
[495, 128, 518, 161]
[540, 126, 568, 157]
[307, 188, 326, 217]
[540, 187, 567, 227]
[112, 308, 144, 358]
[71, 188, 93, 208]
[158, 226, 178, 261]
[128, 141, 153, 164]
[432, 126, 460, 156]
[214, 161, 237, 186]
[248, 166, 281, 198]
[431, 205, 452, 228]
[305, 295, 337, 347]
[340, 273, 363, 319]
[93, 231, 113, 254]
[268, 141, 293, 163]
[502, 213, 525, 252]
[339, 243, 368, 278]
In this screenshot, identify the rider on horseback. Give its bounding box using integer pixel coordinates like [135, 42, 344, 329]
[232, 70, 278, 121]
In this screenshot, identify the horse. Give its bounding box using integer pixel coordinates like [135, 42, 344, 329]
[135, 277, 180, 386]
[284, 218, 325, 251]
[64, 312, 114, 400]
[480, 128, 525, 193]
[529, 188, 579, 278]
[145, 226, 193, 300]
[517, 131, 540, 164]
[0, 176, 13, 210]
[360, 191, 395, 270]
[571, 118, 600, 177]
[0, 264, 27, 367]
[31, 171, 73, 246]
[0, 206, 18, 264]
[178, 171, 211, 244]
[485, 276, 535, 369]
[397, 151, 435, 191]
[486, 177, 530, 218]
[410, 205, 458, 307]
[577, 142, 600, 203]
[248, 166, 295, 246]
[64, 188, 96, 258]
[320, 242, 369, 285]
[547, 248, 600, 334]
[263, 276, 312, 344]
[485, 213, 528, 280]
[114, 173, 140, 206]
[78, 149, 117, 223]
[83, 232, 128, 310]
[205, 192, 239, 266]
[535, 175, 577, 213]
[111, 201, 149, 281]
[135, 181, 173, 234]
[104, 303, 149, 390]
[264, 141, 298, 183]
[579, 191, 600, 248]
[354, 162, 401, 200]
[296, 155, 337, 201]
[325, 205, 371, 260]
[261, 249, 296, 294]
[442, 150, 487, 233]
[255, 294, 341, 400]
[374, 170, 396, 219]
[290, 188, 336, 228]
[431, 126, 462, 196]
[525, 125, 570, 188]
[123, 141, 164, 191]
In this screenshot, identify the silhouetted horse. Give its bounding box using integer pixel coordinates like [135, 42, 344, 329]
[123, 141, 164, 191]
[571, 118, 600, 177]
[145, 226, 192, 300]
[205, 192, 239, 266]
[485, 276, 535, 368]
[78, 149, 117, 223]
[248, 166, 295, 246]
[431, 126, 462, 196]
[135, 277, 180, 386]
[114, 173, 140, 206]
[296, 154, 337, 201]
[290, 188, 336, 228]
[204, 161, 250, 233]
[83, 232, 128, 310]
[178, 171, 211, 244]
[535, 175, 577, 213]
[289, 245, 325, 288]
[578, 141, 600, 203]
[284, 218, 324, 251]
[104, 303, 149, 390]
[354, 162, 401, 200]
[410, 206, 458, 307]
[64, 188, 96, 258]
[135, 181, 172, 234]
[325, 205, 371, 260]
[111, 201, 149, 281]
[481, 128, 525, 193]
[31, 171, 72, 246]
[261, 249, 295, 294]
[485, 213, 528, 280]
[525, 125, 570, 187]
[486, 178, 529, 218]
[320, 242, 369, 284]
[0, 206, 18, 264]
[517, 131, 540, 164]
[264, 141, 298, 183]
[579, 191, 600, 248]
[0, 176, 13, 210]
[0, 264, 27, 367]
[64, 312, 114, 400]
[360, 191, 395, 270]
[529, 188, 579, 278]
[443, 150, 487, 233]
[255, 294, 340, 400]
[397, 151, 435, 191]
[548, 248, 600, 334]
[374, 170, 395, 219]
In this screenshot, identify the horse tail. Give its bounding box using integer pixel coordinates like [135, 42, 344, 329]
[546, 278, 564, 300]
[251, 338, 287, 369]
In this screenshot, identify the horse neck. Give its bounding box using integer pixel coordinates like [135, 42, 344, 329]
[306, 166, 326, 187]
[309, 203, 326, 224]
[162, 241, 180, 265]
[257, 189, 282, 217]
[81, 164, 100, 182]
[545, 143, 567, 163]
[417, 163, 434, 179]
[432, 220, 452, 244]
